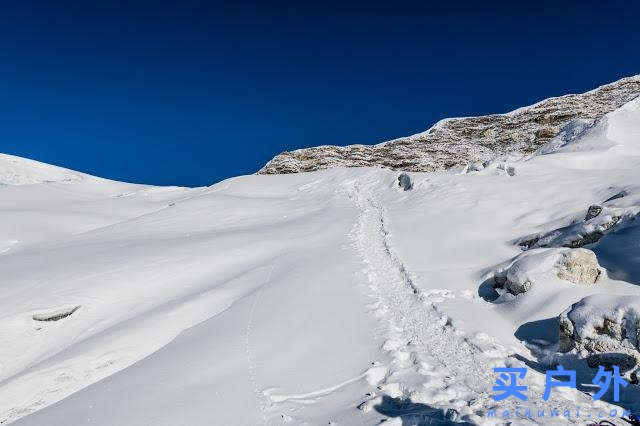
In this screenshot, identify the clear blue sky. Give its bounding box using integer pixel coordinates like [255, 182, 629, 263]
[1, 1, 639, 186]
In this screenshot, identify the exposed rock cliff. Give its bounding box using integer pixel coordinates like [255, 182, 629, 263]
[258, 75, 640, 174]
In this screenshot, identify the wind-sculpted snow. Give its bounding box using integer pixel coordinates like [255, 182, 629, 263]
[259, 75, 640, 174]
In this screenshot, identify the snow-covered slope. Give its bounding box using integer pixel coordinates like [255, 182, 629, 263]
[259, 75, 640, 175]
[0, 154, 85, 185]
[3, 96, 640, 425]
[0, 155, 194, 249]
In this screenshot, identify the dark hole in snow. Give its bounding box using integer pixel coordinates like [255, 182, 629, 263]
[518, 235, 540, 250]
[585, 204, 603, 221]
[397, 173, 413, 191]
[32, 305, 81, 322]
[604, 190, 628, 203]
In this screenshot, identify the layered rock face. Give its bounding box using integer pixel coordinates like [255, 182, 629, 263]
[258, 75, 640, 175]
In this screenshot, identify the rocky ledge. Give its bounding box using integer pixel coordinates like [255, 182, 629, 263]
[258, 75, 640, 174]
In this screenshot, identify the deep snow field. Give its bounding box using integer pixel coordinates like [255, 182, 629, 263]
[1, 97, 640, 425]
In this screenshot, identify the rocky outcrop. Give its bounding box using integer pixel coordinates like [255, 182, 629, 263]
[258, 75, 640, 174]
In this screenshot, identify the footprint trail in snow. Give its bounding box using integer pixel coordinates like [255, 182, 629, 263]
[259, 174, 614, 425]
[345, 175, 605, 425]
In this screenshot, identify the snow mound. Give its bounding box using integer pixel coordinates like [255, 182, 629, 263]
[0, 154, 83, 185]
[559, 294, 640, 358]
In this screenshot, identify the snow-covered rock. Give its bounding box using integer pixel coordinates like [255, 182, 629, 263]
[258, 75, 640, 174]
[558, 295, 640, 358]
[397, 173, 412, 191]
[556, 249, 602, 285]
[494, 248, 602, 296]
[518, 204, 637, 250]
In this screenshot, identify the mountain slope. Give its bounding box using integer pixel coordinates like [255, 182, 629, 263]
[3, 93, 640, 426]
[259, 75, 640, 174]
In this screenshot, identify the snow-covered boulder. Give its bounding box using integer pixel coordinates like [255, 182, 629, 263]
[558, 295, 640, 357]
[556, 249, 602, 284]
[494, 248, 602, 296]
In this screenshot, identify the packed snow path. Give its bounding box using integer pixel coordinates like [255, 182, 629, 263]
[344, 174, 605, 425]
